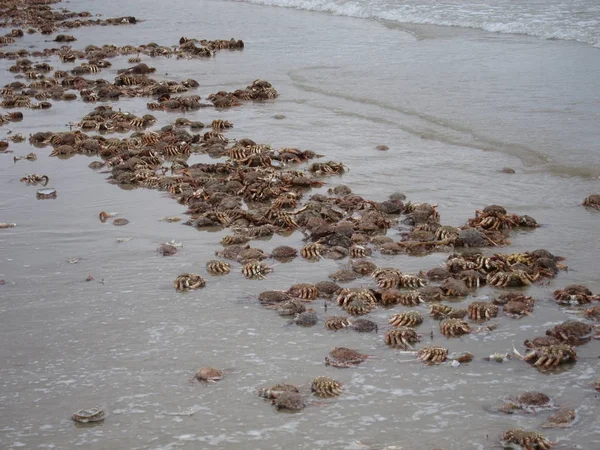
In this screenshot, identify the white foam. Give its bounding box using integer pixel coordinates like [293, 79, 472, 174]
[231, 0, 600, 48]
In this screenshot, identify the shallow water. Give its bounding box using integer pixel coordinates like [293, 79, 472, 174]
[1, 0, 599, 449]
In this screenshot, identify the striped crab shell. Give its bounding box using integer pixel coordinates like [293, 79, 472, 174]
[389, 311, 423, 328]
[311, 376, 342, 398]
[287, 283, 319, 301]
[324, 315, 352, 331]
[174, 273, 206, 291]
[371, 267, 402, 289]
[300, 243, 324, 260]
[417, 346, 449, 364]
[336, 288, 377, 308]
[345, 298, 375, 316]
[241, 260, 273, 280]
[385, 327, 420, 350]
[206, 259, 231, 275]
[440, 318, 472, 337]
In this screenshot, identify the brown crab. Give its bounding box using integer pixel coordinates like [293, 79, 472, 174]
[385, 327, 420, 349]
[498, 392, 554, 414]
[429, 304, 464, 320]
[468, 301, 499, 321]
[582, 305, 600, 320]
[292, 309, 318, 327]
[541, 408, 576, 428]
[194, 367, 224, 383]
[417, 346, 448, 364]
[272, 391, 306, 411]
[316, 280, 341, 298]
[417, 286, 446, 303]
[345, 298, 375, 316]
[388, 311, 423, 328]
[553, 284, 597, 305]
[311, 376, 342, 398]
[439, 278, 469, 297]
[350, 318, 378, 333]
[258, 383, 300, 400]
[206, 259, 231, 275]
[582, 194, 600, 210]
[371, 267, 402, 289]
[487, 269, 538, 287]
[270, 245, 298, 261]
[520, 344, 577, 369]
[336, 288, 377, 308]
[276, 299, 306, 316]
[325, 347, 370, 368]
[174, 273, 206, 291]
[440, 318, 471, 337]
[523, 336, 562, 348]
[20, 174, 49, 186]
[546, 320, 593, 346]
[242, 260, 273, 280]
[501, 428, 552, 450]
[158, 243, 178, 256]
[287, 283, 319, 301]
[324, 316, 352, 331]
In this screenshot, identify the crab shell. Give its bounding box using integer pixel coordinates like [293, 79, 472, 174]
[195, 367, 224, 382]
[311, 376, 342, 398]
[174, 273, 206, 291]
[417, 346, 448, 364]
[440, 318, 471, 337]
[523, 344, 577, 369]
[272, 391, 306, 411]
[388, 311, 423, 328]
[324, 316, 352, 331]
[325, 347, 369, 368]
[287, 283, 319, 300]
[206, 259, 231, 275]
[258, 383, 299, 399]
[345, 298, 375, 316]
[468, 301, 499, 321]
[501, 428, 553, 450]
[72, 408, 105, 423]
[385, 327, 420, 349]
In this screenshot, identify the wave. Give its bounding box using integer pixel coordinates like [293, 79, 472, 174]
[229, 0, 600, 48]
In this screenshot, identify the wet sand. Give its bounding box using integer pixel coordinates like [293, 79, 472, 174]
[1, 1, 599, 449]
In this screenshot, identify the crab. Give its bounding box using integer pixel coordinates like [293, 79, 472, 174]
[258, 290, 291, 306]
[553, 284, 597, 305]
[457, 270, 486, 288]
[501, 428, 552, 450]
[440, 318, 471, 337]
[194, 367, 224, 383]
[311, 376, 342, 398]
[498, 392, 554, 414]
[350, 318, 378, 333]
[388, 311, 423, 328]
[349, 245, 372, 258]
[157, 243, 178, 256]
[417, 346, 448, 364]
[325, 347, 370, 368]
[345, 298, 375, 316]
[287, 283, 319, 301]
[270, 245, 298, 260]
[582, 305, 600, 320]
[468, 205, 521, 231]
[241, 260, 273, 280]
[518, 344, 577, 369]
[417, 286, 446, 303]
[371, 267, 402, 289]
[429, 304, 462, 320]
[324, 316, 352, 330]
[545, 320, 593, 346]
[258, 383, 300, 400]
[467, 301, 499, 321]
[276, 299, 306, 316]
[504, 299, 535, 318]
[582, 194, 600, 210]
[300, 243, 324, 260]
[72, 407, 105, 423]
[20, 174, 49, 186]
[272, 391, 306, 411]
[316, 280, 341, 298]
[336, 288, 377, 308]
[112, 218, 130, 226]
[523, 336, 561, 349]
[206, 259, 231, 275]
[385, 327, 420, 349]
[439, 278, 469, 297]
[541, 408, 576, 428]
[292, 309, 318, 326]
[174, 273, 206, 291]
[487, 269, 538, 287]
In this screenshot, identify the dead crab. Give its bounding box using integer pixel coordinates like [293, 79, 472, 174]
[385, 327, 420, 349]
[468, 205, 521, 231]
[325, 347, 370, 368]
[20, 174, 49, 185]
[324, 315, 352, 331]
[440, 278, 470, 297]
[467, 301, 499, 321]
[440, 318, 471, 337]
[582, 194, 600, 210]
[174, 273, 206, 291]
[417, 346, 449, 364]
[287, 283, 319, 301]
[345, 298, 376, 316]
[276, 299, 306, 316]
[241, 260, 273, 280]
[311, 376, 342, 398]
[388, 311, 423, 328]
[206, 259, 231, 275]
[272, 391, 306, 411]
[553, 284, 598, 305]
[429, 304, 467, 320]
[258, 383, 300, 400]
[541, 408, 576, 428]
[336, 288, 377, 308]
[194, 367, 224, 383]
[487, 269, 538, 288]
[545, 320, 593, 346]
[498, 392, 554, 414]
[501, 428, 552, 450]
[350, 318, 378, 333]
[515, 344, 577, 369]
[72, 407, 105, 424]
